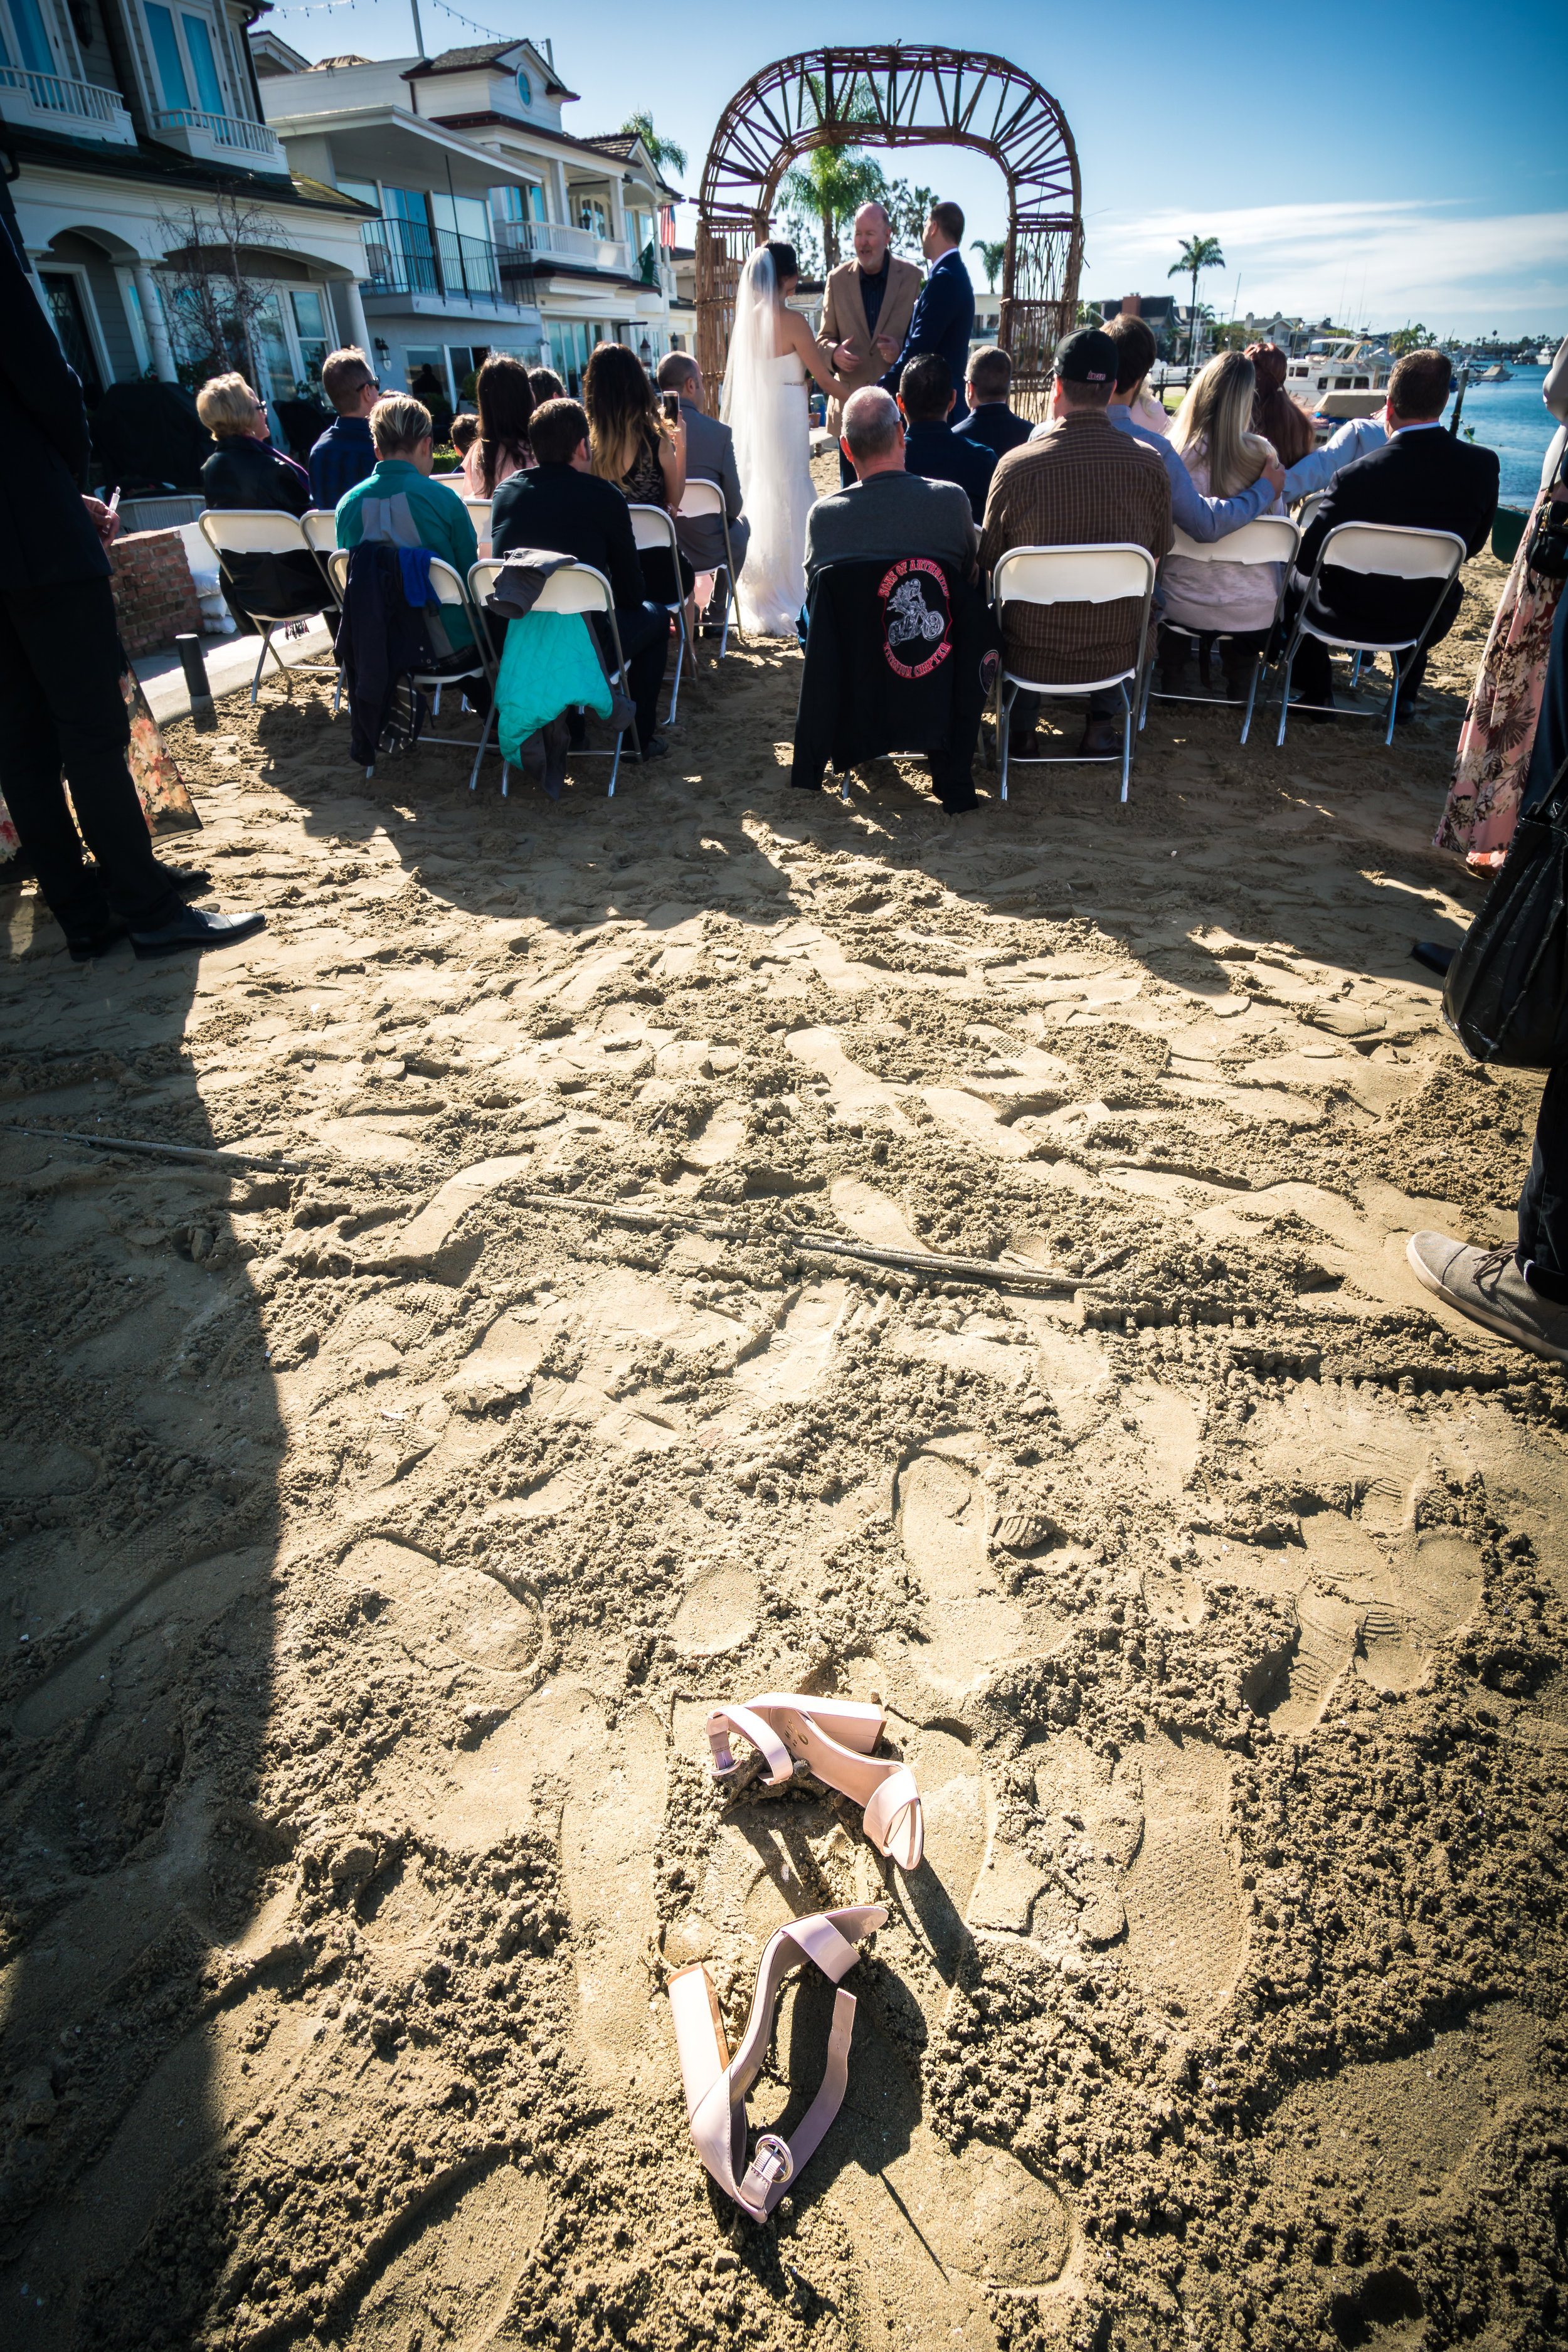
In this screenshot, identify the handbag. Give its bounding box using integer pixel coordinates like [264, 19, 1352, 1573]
[1524, 450, 1568, 580]
[1443, 752, 1568, 1067]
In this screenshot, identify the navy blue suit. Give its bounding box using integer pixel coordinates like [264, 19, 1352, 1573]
[903, 418, 995, 524]
[890, 248, 975, 398]
[955, 403, 1033, 462]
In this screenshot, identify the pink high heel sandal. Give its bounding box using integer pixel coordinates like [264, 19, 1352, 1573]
[668, 1905, 887, 2218]
[704, 1693, 924, 1871]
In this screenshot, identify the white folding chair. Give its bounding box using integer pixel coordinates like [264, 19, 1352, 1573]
[990, 544, 1158, 804]
[464, 497, 493, 546]
[1272, 521, 1468, 748]
[628, 502, 691, 723]
[1293, 491, 1327, 536]
[1141, 516, 1300, 745]
[466, 558, 639, 798]
[675, 476, 740, 659]
[327, 548, 494, 779]
[198, 509, 335, 704]
[300, 510, 347, 711]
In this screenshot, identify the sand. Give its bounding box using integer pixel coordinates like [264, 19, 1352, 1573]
[3, 506, 1566, 2352]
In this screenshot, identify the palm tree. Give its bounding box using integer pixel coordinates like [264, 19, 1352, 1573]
[970, 238, 1007, 293]
[780, 74, 886, 269]
[621, 110, 687, 179]
[1168, 234, 1225, 367]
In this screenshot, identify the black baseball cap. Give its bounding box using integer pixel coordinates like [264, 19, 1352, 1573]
[1054, 329, 1117, 385]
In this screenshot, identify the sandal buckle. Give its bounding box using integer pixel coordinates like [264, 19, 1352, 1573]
[753, 2132, 793, 2186]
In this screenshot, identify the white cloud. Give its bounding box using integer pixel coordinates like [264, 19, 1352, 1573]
[1085, 201, 1568, 335]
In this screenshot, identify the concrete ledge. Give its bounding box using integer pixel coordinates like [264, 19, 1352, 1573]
[134, 615, 337, 726]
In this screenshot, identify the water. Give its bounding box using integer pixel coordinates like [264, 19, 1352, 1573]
[1450, 364, 1562, 510]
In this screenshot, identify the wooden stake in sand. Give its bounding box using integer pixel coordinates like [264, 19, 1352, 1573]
[1, 1123, 303, 1175]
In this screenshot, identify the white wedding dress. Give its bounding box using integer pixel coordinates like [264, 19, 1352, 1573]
[721, 250, 815, 637]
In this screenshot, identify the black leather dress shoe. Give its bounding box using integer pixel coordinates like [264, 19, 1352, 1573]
[157, 861, 213, 897]
[129, 904, 267, 960]
[68, 916, 130, 963]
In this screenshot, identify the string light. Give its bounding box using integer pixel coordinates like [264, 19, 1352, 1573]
[271, 0, 521, 32]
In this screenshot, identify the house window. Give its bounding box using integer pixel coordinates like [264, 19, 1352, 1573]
[1, 0, 58, 76]
[290, 289, 328, 386]
[516, 67, 531, 105]
[40, 273, 103, 399]
[252, 291, 295, 400]
[144, 4, 228, 115]
[492, 184, 546, 226]
[577, 196, 608, 240]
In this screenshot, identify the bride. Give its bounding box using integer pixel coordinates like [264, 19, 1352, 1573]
[721, 241, 853, 637]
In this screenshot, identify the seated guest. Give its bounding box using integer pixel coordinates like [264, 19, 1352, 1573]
[1245, 343, 1315, 467]
[584, 341, 689, 607]
[954, 345, 1032, 459]
[1283, 347, 1498, 719]
[448, 413, 480, 466]
[198, 371, 318, 627]
[1160, 352, 1285, 698]
[982, 327, 1172, 760]
[492, 397, 672, 759]
[1083, 314, 1285, 543]
[408, 364, 453, 444]
[899, 353, 995, 522]
[463, 352, 536, 497]
[657, 351, 750, 613]
[336, 394, 480, 655]
[805, 386, 978, 588]
[308, 348, 379, 507]
[1281, 410, 1387, 502]
[199, 371, 310, 515]
[529, 366, 566, 406]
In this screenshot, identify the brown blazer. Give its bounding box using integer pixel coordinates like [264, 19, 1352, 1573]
[814, 254, 922, 435]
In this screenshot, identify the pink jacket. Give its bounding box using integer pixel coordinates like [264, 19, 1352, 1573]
[460, 440, 534, 497]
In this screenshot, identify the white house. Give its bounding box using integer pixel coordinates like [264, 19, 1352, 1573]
[253, 34, 689, 404]
[1, 0, 370, 406]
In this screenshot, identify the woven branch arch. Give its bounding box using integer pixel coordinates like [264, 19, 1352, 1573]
[696, 46, 1083, 417]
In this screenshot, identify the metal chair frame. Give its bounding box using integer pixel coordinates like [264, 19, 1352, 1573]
[1271, 520, 1468, 748]
[988, 543, 1158, 804]
[326, 547, 494, 779]
[675, 476, 741, 659]
[627, 502, 692, 723]
[465, 558, 640, 798]
[300, 510, 346, 711]
[198, 509, 337, 705]
[1140, 515, 1301, 745]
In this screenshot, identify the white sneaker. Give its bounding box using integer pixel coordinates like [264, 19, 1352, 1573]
[1406, 1230, 1568, 1365]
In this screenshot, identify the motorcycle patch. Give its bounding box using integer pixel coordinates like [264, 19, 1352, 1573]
[878, 558, 952, 680]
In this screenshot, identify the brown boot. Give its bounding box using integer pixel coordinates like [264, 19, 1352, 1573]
[1077, 714, 1123, 759]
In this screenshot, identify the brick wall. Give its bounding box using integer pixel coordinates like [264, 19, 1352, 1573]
[109, 527, 203, 658]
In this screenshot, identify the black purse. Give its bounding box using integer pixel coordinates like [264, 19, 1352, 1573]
[1443, 753, 1568, 1067]
[1524, 448, 1568, 580]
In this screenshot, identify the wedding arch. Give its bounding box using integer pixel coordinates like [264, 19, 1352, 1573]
[695, 46, 1083, 416]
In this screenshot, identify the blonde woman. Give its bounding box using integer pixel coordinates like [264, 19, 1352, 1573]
[1160, 352, 1283, 696]
[197, 371, 310, 517]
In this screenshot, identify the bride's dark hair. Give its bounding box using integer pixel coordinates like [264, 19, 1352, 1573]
[763, 240, 798, 287]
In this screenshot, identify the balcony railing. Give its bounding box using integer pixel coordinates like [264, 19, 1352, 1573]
[360, 222, 506, 305]
[151, 105, 284, 159]
[0, 63, 135, 142]
[493, 218, 630, 276]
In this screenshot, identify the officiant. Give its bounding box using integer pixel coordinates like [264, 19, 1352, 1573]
[815, 202, 921, 487]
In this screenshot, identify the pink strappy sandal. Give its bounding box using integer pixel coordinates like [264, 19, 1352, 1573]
[704, 1693, 924, 1871]
[668, 1904, 886, 2218]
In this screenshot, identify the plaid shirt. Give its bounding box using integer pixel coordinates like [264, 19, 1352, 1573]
[308, 413, 375, 511]
[980, 410, 1172, 684]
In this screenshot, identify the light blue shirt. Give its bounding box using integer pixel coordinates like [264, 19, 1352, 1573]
[1029, 403, 1276, 541]
[1281, 414, 1388, 502]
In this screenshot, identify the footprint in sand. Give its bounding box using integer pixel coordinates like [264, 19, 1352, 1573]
[1118, 1728, 1242, 2014]
[338, 1537, 543, 1680]
[889, 1445, 1061, 1698]
[346, 2158, 547, 2351]
[669, 1563, 760, 1656]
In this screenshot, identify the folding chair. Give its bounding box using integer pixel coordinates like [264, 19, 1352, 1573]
[675, 477, 739, 659]
[1271, 520, 1468, 748]
[300, 510, 347, 711]
[989, 544, 1158, 804]
[197, 509, 336, 705]
[464, 498, 492, 546]
[627, 502, 692, 723]
[1140, 515, 1300, 744]
[327, 547, 495, 780]
[465, 557, 640, 798]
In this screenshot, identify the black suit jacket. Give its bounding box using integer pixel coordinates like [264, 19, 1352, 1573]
[903, 418, 995, 524]
[955, 403, 1033, 461]
[492, 463, 645, 612]
[1298, 424, 1499, 648]
[0, 220, 109, 590]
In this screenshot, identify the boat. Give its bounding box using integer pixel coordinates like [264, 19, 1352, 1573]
[1477, 363, 1512, 382]
[1538, 346, 1558, 367]
[1284, 337, 1394, 439]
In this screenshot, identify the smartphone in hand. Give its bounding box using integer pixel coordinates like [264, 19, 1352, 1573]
[661, 389, 681, 424]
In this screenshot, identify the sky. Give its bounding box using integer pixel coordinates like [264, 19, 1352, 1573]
[263, 0, 1568, 338]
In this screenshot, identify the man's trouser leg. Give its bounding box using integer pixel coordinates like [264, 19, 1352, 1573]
[610, 602, 671, 746]
[0, 579, 179, 936]
[1518, 1062, 1568, 1302]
